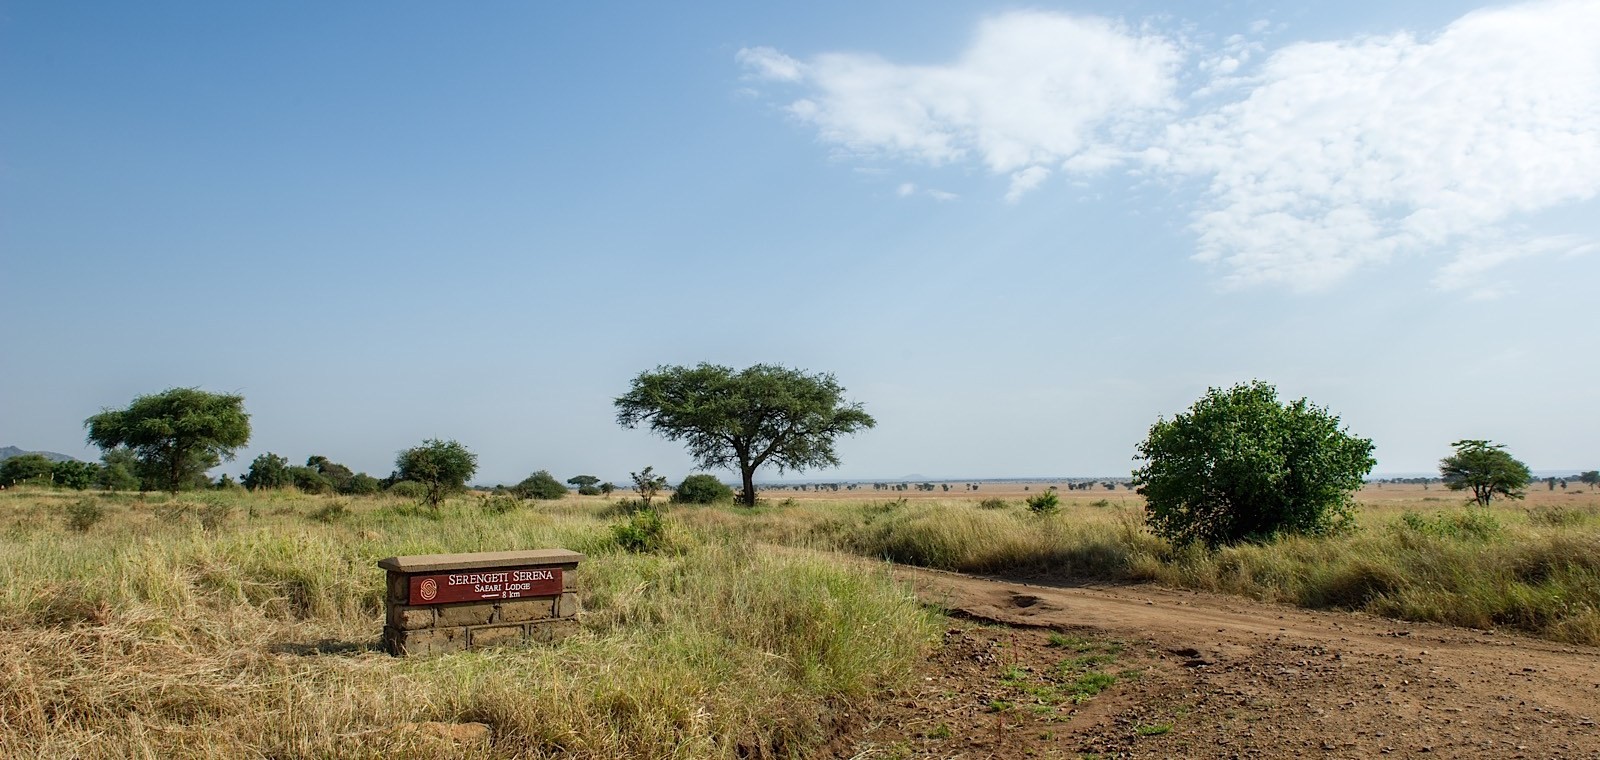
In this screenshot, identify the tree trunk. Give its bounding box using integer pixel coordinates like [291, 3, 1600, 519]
[740, 465, 757, 507]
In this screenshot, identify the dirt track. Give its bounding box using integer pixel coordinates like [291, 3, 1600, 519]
[845, 564, 1600, 758]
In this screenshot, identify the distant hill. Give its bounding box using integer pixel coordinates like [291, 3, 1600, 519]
[0, 446, 80, 464]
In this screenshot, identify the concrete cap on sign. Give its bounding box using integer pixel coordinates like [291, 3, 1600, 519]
[378, 548, 584, 573]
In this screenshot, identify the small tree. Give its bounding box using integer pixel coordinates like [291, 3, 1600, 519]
[631, 466, 668, 507]
[1135, 381, 1375, 548]
[52, 460, 100, 491]
[1581, 471, 1600, 492]
[395, 439, 478, 509]
[514, 470, 568, 500]
[0, 454, 55, 487]
[242, 452, 291, 491]
[1440, 440, 1531, 506]
[599, 482, 616, 496]
[672, 474, 735, 504]
[96, 449, 140, 492]
[567, 474, 601, 496]
[615, 363, 875, 506]
[84, 388, 251, 493]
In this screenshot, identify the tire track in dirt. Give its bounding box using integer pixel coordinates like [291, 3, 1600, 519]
[878, 563, 1600, 757]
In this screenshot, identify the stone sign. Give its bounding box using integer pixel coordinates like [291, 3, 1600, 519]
[378, 548, 582, 656]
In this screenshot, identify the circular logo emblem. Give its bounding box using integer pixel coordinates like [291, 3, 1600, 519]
[419, 578, 438, 602]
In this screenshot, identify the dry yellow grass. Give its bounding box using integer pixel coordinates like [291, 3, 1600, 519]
[0, 488, 937, 759]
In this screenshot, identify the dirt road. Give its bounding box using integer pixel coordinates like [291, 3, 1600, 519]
[843, 564, 1600, 758]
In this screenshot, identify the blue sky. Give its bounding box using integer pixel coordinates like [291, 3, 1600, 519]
[3, 1, 1596, 484]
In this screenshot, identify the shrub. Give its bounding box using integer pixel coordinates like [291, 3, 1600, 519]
[1026, 490, 1060, 516]
[477, 494, 523, 515]
[1135, 381, 1374, 548]
[197, 500, 234, 532]
[345, 473, 382, 495]
[287, 466, 332, 495]
[977, 497, 1011, 510]
[308, 501, 350, 523]
[613, 508, 668, 553]
[64, 498, 106, 532]
[386, 480, 427, 499]
[513, 470, 568, 500]
[671, 474, 735, 504]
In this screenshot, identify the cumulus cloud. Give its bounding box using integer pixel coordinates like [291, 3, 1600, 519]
[740, 1, 1600, 292]
[1162, 0, 1600, 290]
[737, 11, 1182, 178]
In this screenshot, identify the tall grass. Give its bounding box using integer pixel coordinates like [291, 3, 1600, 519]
[0, 488, 937, 759]
[679, 496, 1600, 646]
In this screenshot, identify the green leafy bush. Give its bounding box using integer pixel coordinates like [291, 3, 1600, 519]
[386, 480, 427, 499]
[612, 508, 668, 553]
[308, 501, 350, 523]
[476, 494, 523, 515]
[1026, 490, 1060, 515]
[671, 474, 734, 504]
[1135, 381, 1374, 548]
[977, 497, 1011, 510]
[513, 470, 568, 500]
[64, 498, 106, 532]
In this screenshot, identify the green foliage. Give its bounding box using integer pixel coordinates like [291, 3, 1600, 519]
[242, 453, 290, 490]
[307, 456, 357, 493]
[513, 470, 568, 500]
[616, 363, 876, 505]
[1134, 381, 1375, 548]
[96, 448, 141, 491]
[612, 508, 669, 553]
[631, 466, 668, 506]
[476, 494, 523, 515]
[1578, 470, 1598, 491]
[64, 498, 106, 532]
[345, 473, 382, 495]
[286, 466, 332, 495]
[1, 454, 56, 486]
[394, 439, 477, 508]
[1026, 489, 1061, 515]
[385, 480, 427, 499]
[51, 460, 100, 490]
[671, 473, 735, 504]
[1440, 439, 1532, 506]
[84, 387, 251, 493]
[977, 497, 1011, 510]
[308, 501, 350, 523]
[568, 474, 602, 496]
[599, 482, 616, 496]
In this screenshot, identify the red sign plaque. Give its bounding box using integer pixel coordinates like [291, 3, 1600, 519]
[407, 566, 563, 605]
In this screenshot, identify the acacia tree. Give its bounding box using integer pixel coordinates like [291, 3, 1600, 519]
[1134, 381, 1375, 548]
[84, 388, 251, 493]
[395, 439, 478, 509]
[242, 452, 291, 491]
[1440, 440, 1531, 506]
[1581, 470, 1599, 492]
[615, 363, 876, 506]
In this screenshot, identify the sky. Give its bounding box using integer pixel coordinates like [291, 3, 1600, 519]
[2, 0, 1597, 484]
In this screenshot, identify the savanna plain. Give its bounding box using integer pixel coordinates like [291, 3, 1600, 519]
[4, 483, 1599, 759]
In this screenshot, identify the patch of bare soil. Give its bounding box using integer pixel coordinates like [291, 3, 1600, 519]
[831, 566, 1600, 759]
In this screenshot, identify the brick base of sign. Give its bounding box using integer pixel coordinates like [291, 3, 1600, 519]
[377, 549, 583, 656]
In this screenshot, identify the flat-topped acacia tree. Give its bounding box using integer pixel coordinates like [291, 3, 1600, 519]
[614, 363, 876, 506]
[84, 387, 251, 493]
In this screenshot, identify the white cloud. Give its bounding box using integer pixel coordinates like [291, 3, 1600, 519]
[738, 11, 1182, 188]
[896, 182, 917, 197]
[1005, 166, 1051, 203]
[1163, 0, 1600, 290]
[742, 1, 1600, 291]
[736, 46, 805, 82]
